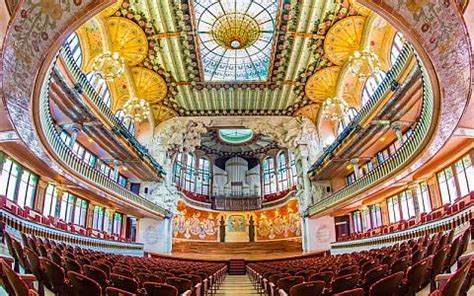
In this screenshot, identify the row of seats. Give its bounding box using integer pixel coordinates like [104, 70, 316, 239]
[1, 231, 227, 296]
[247, 228, 472, 296]
[0, 196, 129, 242]
[342, 193, 473, 241]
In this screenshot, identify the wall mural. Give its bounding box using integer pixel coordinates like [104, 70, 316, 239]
[172, 200, 301, 242]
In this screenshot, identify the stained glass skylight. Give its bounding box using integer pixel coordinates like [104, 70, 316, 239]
[193, 0, 278, 82]
[219, 129, 254, 144]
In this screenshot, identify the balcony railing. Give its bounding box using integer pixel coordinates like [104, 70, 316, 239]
[308, 54, 435, 216]
[212, 196, 262, 211]
[60, 45, 165, 178]
[309, 44, 415, 174]
[38, 68, 169, 218]
[1, 208, 144, 256]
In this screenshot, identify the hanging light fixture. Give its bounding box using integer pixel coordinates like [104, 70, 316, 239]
[347, 49, 382, 80]
[322, 96, 349, 122]
[123, 97, 151, 123]
[91, 51, 125, 81]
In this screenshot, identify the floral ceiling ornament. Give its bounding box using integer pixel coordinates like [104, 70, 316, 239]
[152, 118, 210, 155]
[347, 49, 383, 80]
[91, 51, 125, 81]
[123, 97, 151, 122]
[322, 96, 349, 122]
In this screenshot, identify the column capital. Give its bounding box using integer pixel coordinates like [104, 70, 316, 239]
[390, 122, 402, 131]
[350, 158, 360, 165]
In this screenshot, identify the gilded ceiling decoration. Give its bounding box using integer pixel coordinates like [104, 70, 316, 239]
[294, 104, 320, 124]
[76, 19, 107, 72]
[100, 0, 124, 17]
[305, 66, 341, 103]
[131, 67, 168, 103]
[324, 16, 365, 66]
[106, 17, 148, 66]
[152, 105, 178, 126]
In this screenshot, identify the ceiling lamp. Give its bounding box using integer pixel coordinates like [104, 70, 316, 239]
[322, 96, 349, 122]
[123, 97, 151, 123]
[347, 50, 382, 80]
[92, 52, 125, 81]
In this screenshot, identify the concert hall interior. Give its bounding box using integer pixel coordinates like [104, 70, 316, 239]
[0, 0, 473, 295]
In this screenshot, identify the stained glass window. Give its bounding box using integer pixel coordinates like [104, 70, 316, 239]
[194, 0, 278, 81]
[218, 129, 254, 144]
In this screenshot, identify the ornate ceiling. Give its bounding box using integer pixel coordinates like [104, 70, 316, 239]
[72, 0, 400, 129]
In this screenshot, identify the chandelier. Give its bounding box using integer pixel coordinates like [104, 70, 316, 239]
[322, 96, 349, 122]
[347, 50, 382, 80]
[91, 52, 125, 81]
[123, 97, 151, 123]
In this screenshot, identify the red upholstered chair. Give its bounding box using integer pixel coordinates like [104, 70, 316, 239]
[295, 269, 317, 281]
[166, 277, 193, 295]
[41, 257, 71, 296]
[289, 281, 325, 296]
[143, 282, 179, 296]
[403, 256, 433, 296]
[430, 245, 450, 291]
[105, 287, 137, 296]
[63, 257, 82, 274]
[268, 273, 291, 296]
[67, 271, 102, 296]
[330, 273, 360, 295]
[430, 258, 472, 296]
[361, 264, 388, 290]
[390, 256, 410, 274]
[308, 271, 333, 288]
[369, 271, 404, 296]
[179, 273, 203, 296]
[334, 288, 365, 296]
[47, 250, 63, 267]
[12, 238, 30, 273]
[136, 272, 162, 286]
[110, 273, 139, 294]
[276, 276, 305, 295]
[1, 260, 38, 296]
[337, 265, 359, 277]
[83, 264, 109, 291]
[24, 247, 47, 296]
[112, 266, 134, 278]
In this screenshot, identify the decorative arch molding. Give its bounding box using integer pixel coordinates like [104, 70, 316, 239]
[0, 0, 471, 218]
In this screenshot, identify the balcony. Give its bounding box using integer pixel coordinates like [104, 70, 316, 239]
[38, 68, 169, 218]
[308, 53, 435, 217]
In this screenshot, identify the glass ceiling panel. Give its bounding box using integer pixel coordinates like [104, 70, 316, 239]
[219, 129, 254, 144]
[194, 0, 278, 82]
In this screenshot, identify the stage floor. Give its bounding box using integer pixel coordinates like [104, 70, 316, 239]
[159, 250, 322, 261]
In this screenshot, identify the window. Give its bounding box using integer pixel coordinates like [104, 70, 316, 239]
[362, 208, 371, 231]
[112, 212, 123, 235]
[73, 198, 88, 227]
[104, 210, 111, 233]
[43, 185, 59, 217]
[263, 157, 277, 194]
[455, 155, 474, 196]
[92, 206, 105, 231]
[0, 159, 20, 202]
[390, 33, 405, 66]
[86, 73, 112, 107]
[352, 211, 362, 233]
[437, 166, 458, 204]
[16, 170, 37, 209]
[387, 195, 401, 223]
[173, 152, 184, 187]
[60, 192, 76, 223]
[399, 190, 415, 220]
[196, 157, 210, 195]
[277, 152, 289, 191]
[66, 33, 82, 68]
[183, 153, 195, 192]
[59, 130, 96, 168]
[0, 158, 37, 208]
[416, 182, 432, 213]
[361, 71, 387, 106]
[370, 205, 383, 228]
[288, 152, 298, 186]
[347, 173, 356, 185]
[118, 174, 128, 188]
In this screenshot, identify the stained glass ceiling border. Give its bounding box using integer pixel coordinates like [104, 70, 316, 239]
[193, 0, 279, 82]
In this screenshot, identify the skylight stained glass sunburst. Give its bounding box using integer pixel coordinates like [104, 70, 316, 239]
[193, 0, 278, 82]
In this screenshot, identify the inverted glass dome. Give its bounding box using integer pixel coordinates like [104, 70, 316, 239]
[218, 128, 254, 144]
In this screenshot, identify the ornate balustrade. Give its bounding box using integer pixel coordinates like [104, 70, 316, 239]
[60, 45, 165, 178]
[0, 208, 144, 256]
[38, 67, 169, 218]
[308, 54, 434, 216]
[330, 204, 473, 254]
[309, 44, 415, 174]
